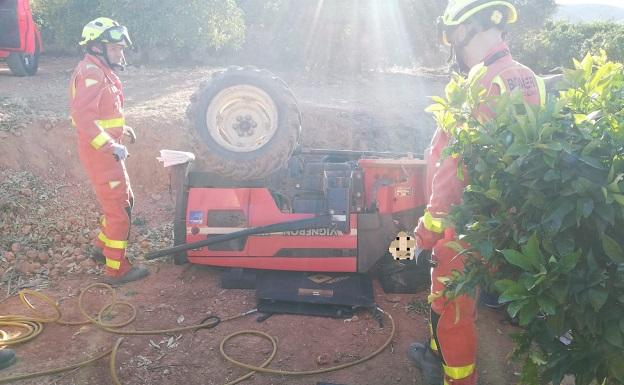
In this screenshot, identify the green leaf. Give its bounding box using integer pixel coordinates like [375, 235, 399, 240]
[544, 169, 560, 182]
[535, 141, 563, 151]
[501, 249, 535, 272]
[544, 201, 574, 232]
[537, 296, 557, 315]
[571, 177, 595, 195]
[581, 139, 603, 156]
[581, 52, 594, 77]
[499, 283, 529, 303]
[521, 233, 542, 263]
[494, 279, 516, 293]
[588, 288, 608, 312]
[524, 274, 546, 291]
[560, 250, 581, 273]
[601, 234, 624, 263]
[477, 240, 494, 258]
[612, 194, 624, 207]
[484, 189, 501, 200]
[574, 113, 587, 125]
[430, 96, 448, 106]
[595, 204, 616, 226]
[578, 155, 605, 170]
[529, 350, 548, 366]
[573, 57, 582, 70]
[505, 143, 530, 157]
[549, 282, 569, 304]
[605, 320, 623, 348]
[425, 103, 445, 113]
[577, 197, 594, 218]
[506, 300, 525, 319]
[518, 301, 538, 326]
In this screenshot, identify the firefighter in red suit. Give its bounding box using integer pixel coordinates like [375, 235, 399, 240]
[408, 1, 546, 384]
[69, 17, 148, 285]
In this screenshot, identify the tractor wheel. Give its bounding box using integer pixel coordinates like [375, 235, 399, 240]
[187, 66, 301, 180]
[7, 49, 39, 76]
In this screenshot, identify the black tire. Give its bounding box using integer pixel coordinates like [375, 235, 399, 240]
[7, 49, 39, 76]
[187, 66, 301, 180]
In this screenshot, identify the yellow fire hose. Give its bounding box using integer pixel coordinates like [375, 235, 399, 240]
[0, 283, 396, 385]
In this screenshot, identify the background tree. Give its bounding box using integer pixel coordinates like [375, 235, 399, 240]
[30, 0, 571, 72]
[515, 21, 624, 73]
[31, 0, 245, 58]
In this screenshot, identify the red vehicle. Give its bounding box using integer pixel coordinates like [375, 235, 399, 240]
[175, 155, 426, 274]
[149, 67, 430, 300]
[0, 0, 42, 76]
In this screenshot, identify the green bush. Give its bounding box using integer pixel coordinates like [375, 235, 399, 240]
[427, 52, 624, 384]
[235, 0, 555, 72]
[30, 0, 558, 69]
[514, 21, 624, 73]
[236, 0, 434, 73]
[31, 0, 245, 57]
[234, 0, 556, 72]
[31, 0, 99, 54]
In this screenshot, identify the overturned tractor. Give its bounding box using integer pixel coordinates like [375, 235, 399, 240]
[151, 67, 431, 296]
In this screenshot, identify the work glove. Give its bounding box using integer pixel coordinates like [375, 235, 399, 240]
[111, 142, 129, 161]
[123, 125, 137, 144]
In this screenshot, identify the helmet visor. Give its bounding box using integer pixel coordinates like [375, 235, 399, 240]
[101, 26, 133, 47]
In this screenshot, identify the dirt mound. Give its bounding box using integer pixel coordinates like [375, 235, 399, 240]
[0, 169, 174, 296]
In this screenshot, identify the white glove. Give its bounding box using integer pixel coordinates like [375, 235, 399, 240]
[123, 125, 137, 144]
[111, 142, 129, 161]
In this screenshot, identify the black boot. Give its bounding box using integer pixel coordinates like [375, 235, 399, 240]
[408, 342, 443, 385]
[0, 349, 16, 370]
[102, 265, 149, 286]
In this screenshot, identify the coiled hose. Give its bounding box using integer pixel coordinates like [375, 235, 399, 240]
[0, 283, 395, 385]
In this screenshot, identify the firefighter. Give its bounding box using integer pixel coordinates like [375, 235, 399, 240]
[409, 1, 545, 384]
[69, 17, 148, 285]
[0, 349, 16, 370]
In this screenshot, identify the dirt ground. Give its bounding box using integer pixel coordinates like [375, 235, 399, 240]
[0, 57, 522, 385]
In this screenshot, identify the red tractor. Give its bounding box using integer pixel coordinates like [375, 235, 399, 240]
[149, 67, 430, 315]
[0, 0, 42, 76]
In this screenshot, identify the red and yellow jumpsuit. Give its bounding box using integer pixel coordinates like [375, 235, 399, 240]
[69, 54, 134, 278]
[414, 41, 545, 385]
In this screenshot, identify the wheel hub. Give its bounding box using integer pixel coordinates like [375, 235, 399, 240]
[233, 115, 258, 137]
[206, 85, 279, 153]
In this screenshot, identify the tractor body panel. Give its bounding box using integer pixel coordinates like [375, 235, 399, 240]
[178, 154, 427, 273]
